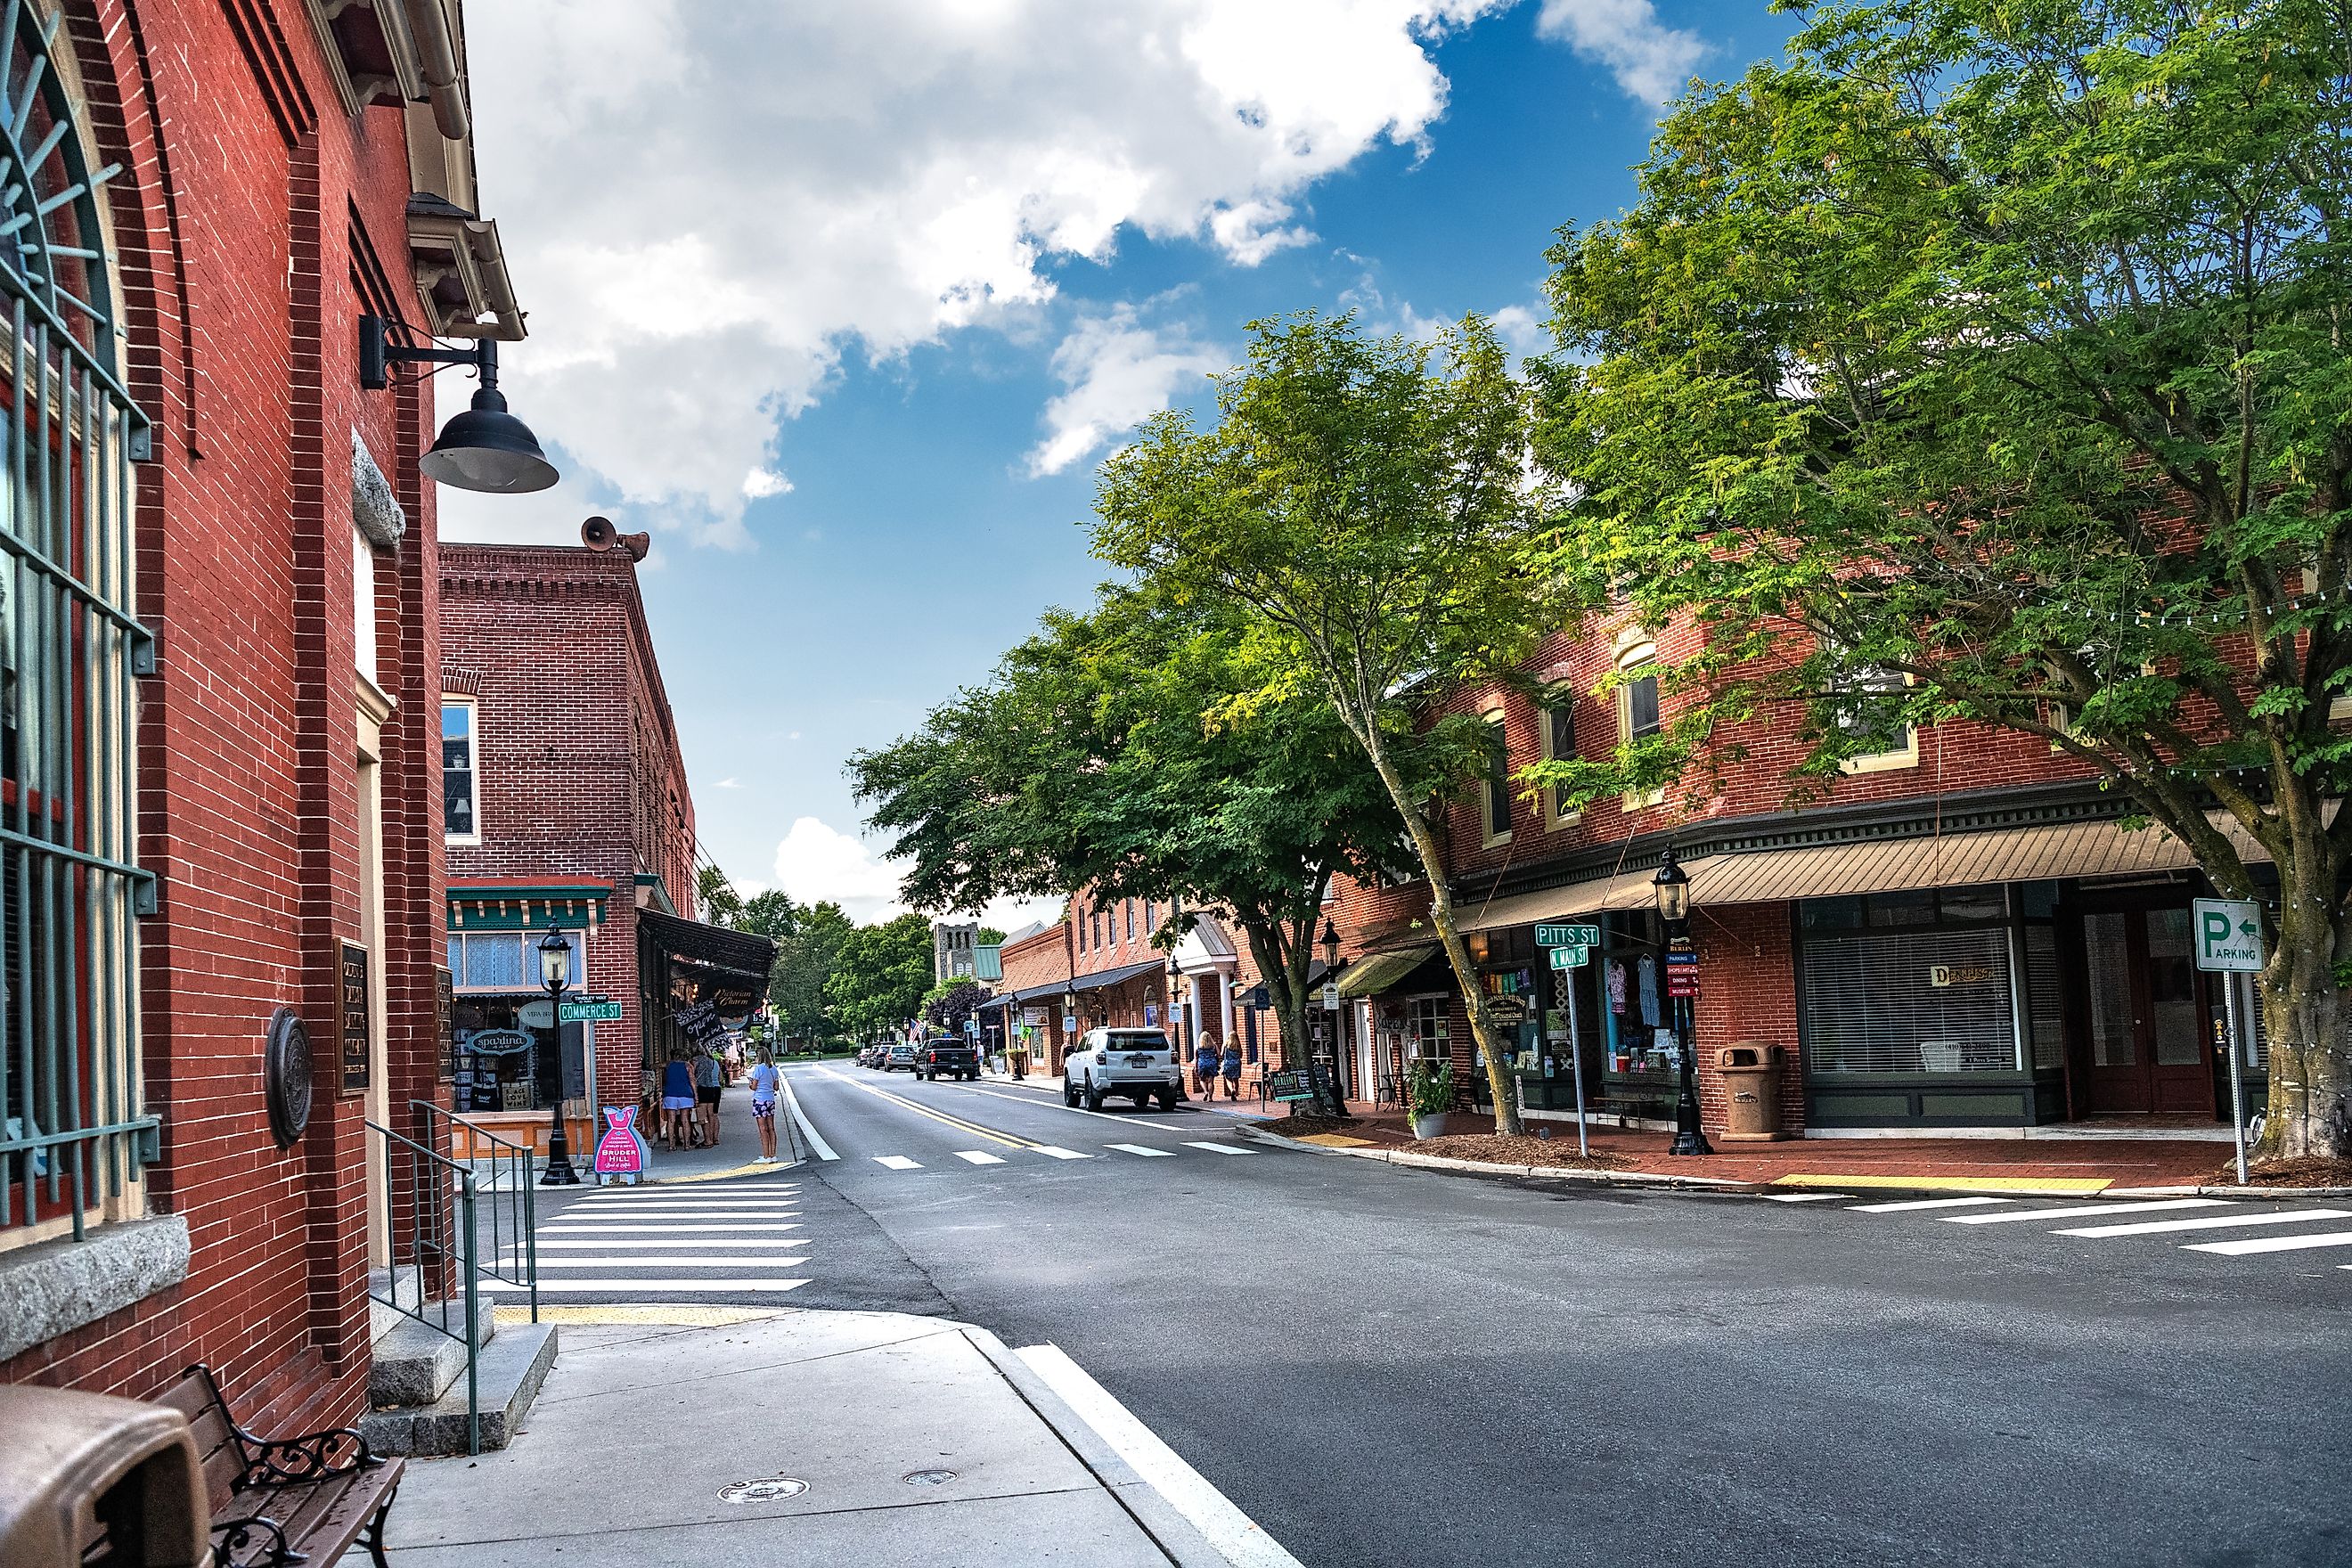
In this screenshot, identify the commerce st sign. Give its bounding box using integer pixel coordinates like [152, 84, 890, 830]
[559, 999, 625, 1023]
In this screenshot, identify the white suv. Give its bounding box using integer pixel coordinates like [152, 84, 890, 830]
[1062, 1028, 1182, 1112]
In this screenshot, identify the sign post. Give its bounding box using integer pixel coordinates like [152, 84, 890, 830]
[2192, 896, 2265, 1186]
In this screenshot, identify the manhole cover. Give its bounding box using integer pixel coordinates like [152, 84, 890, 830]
[718, 1476, 809, 1504]
[902, 1469, 958, 1487]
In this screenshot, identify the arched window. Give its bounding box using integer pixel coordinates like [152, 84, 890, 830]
[0, 4, 154, 1246]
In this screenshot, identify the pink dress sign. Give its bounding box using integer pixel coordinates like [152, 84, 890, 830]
[592, 1105, 649, 1184]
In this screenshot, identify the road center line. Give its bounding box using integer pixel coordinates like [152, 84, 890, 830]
[946, 1080, 1190, 1132]
[817, 1067, 1034, 1148]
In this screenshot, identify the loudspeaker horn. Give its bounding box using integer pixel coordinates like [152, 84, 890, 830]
[581, 515, 618, 551]
[617, 531, 651, 562]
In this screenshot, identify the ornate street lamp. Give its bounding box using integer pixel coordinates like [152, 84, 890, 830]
[537, 929, 582, 1184]
[1315, 919, 1343, 1115]
[1654, 847, 1711, 1156]
[1165, 960, 1187, 1069]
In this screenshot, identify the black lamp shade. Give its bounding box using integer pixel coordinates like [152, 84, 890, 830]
[537, 930, 572, 988]
[423, 387, 559, 494]
[1654, 849, 1691, 923]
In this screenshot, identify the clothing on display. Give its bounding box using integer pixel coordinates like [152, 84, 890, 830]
[1637, 954, 1661, 1027]
[1607, 959, 1628, 1016]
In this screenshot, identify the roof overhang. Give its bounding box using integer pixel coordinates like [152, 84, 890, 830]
[638, 907, 777, 988]
[302, 0, 427, 117]
[408, 194, 525, 341]
[448, 882, 610, 930]
[1171, 917, 1236, 976]
[1335, 944, 1441, 998]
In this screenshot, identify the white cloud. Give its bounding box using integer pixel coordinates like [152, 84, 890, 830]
[1490, 302, 1548, 361]
[447, 0, 1585, 549]
[1534, 0, 1706, 104]
[771, 817, 907, 924]
[713, 777, 742, 788]
[1026, 306, 1228, 477]
[741, 469, 793, 500]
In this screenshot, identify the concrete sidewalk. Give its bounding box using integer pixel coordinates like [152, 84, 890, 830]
[384, 1308, 1248, 1566]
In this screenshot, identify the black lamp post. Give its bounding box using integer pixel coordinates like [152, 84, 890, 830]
[1315, 919, 1344, 1115]
[359, 314, 560, 494]
[1166, 960, 1187, 1066]
[1654, 847, 1712, 1156]
[536, 929, 582, 1184]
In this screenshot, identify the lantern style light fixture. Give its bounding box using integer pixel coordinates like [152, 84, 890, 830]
[1653, 845, 1691, 924]
[536, 928, 581, 1185]
[360, 314, 559, 494]
[1319, 919, 1341, 973]
[1653, 847, 1711, 1158]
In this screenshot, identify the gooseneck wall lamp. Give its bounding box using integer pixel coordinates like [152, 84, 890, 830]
[359, 314, 560, 494]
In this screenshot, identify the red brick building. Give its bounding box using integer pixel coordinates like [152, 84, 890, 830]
[0, 0, 532, 1439]
[441, 537, 772, 1145]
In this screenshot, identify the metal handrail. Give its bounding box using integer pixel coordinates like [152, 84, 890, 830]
[364, 1118, 482, 1457]
[412, 1099, 537, 1324]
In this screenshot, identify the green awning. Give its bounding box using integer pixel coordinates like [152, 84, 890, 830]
[1335, 945, 1439, 998]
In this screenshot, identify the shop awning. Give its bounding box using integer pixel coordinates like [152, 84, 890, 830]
[448, 881, 611, 930]
[1070, 958, 1164, 993]
[637, 907, 777, 986]
[1335, 945, 1438, 998]
[1459, 816, 2269, 933]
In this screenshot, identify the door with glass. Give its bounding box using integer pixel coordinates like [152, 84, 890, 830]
[2078, 905, 2214, 1115]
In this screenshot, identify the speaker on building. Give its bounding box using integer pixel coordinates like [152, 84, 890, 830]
[581, 515, 618, 551]
[617, 531, 651, 561]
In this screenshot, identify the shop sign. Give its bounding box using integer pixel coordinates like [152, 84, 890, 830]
[1927, 965, 1997, 989]
[339, 943, 371, 1095]
[592, 1106, 649, 1185]
[1145, 1003, 1158, 1025]
[1486, 994, 1530, 1025]
[467, 1029, 533, 1056]
[1267, 1068, 1315, 1102]
[2192, 897, 2265, 973]
[559, 998, 625, 1023]
[436, 966, 454, 1082]
[519, 999, 555, 1029]
[1320, 981, 1341, 1009]
[1548, 943, 1590, 970]
[1023, 1007, 1047, 1025]
[1535, 923, 1600, 950]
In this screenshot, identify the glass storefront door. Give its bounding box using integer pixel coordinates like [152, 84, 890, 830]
[2077, 904, 2216, 1115]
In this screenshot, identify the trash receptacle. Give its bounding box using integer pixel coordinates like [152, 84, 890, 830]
[1716, 1041, 1787, 1142]
[0, 1384, 208, 1567]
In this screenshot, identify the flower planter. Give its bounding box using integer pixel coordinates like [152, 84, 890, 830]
[1413, 1112, 1449, 1140]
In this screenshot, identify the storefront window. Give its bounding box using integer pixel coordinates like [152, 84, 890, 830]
[448, 930, 584, 990]
[1796, 886, 2057, 1076]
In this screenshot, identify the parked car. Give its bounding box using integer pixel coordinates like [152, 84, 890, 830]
[917, 1035, 980, 1082]
[883, 1042, 919, 1073]
[857, 1043, 885, 1068]
[1062, 1027, 1182, 1111]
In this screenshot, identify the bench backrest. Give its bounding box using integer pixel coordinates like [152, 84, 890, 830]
[156, 1368, 245, 1517]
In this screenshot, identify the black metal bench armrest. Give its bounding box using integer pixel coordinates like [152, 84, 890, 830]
[235, 1426, 381, 1488]
[211, 1512, 306, 1568]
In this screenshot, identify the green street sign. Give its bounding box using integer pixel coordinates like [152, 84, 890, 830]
[1548, 944, 1590, 970]
[1536, 923, 1601, 950]
[2191, 897, 2264, 973]
[558, 999, 624, 1024]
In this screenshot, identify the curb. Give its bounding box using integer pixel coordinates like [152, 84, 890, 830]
[1228, 1123, 2345, 1203]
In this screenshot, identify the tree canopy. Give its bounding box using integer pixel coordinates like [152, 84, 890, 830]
[771, 900, 854, 1043]
[824, 912, 935, 1039]
[1533, 0, 2352, 1156]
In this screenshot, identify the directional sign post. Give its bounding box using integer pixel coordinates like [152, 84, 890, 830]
[558, 999, 624, 1025]
[1548, 944, 1589, 972]
[1535, 923, 1601, 951]
[2193, 897, 2265, 1186]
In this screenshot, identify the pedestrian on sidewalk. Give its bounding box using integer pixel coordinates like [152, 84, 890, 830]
[659, 1052, 697, 1151]
[1221, 1040, 1242, 1100]
[748, 1047, 781, 1162]
[695, 1046, 724, 1145]
[1192, 1035, 1219, 1098]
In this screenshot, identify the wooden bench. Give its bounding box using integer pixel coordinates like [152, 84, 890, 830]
[158, 1365, 403, 1568]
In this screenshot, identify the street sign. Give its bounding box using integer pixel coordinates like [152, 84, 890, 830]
[1320, 981, 1341, 1010]
[1666, 972, 1698, 1000]
[1536, 922, 1601, 950]
[1548, 944, 1590, 971]
[1245, 984, 1270, 1009]
[559, 999, 624, 1024]
[2193, 897, 2265, 972]
[964, 1017, 979, 1036]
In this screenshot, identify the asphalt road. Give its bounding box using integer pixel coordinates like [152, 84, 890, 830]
[539, 1069, 2352, 1568]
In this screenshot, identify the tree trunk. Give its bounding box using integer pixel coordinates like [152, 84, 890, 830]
[2258, 923, 2352, 1161]
[1353, 721, 1523, 1135]
[1239, 916, 1345, 1118]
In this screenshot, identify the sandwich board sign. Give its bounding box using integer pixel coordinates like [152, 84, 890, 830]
[2192, 898, 2264, 972]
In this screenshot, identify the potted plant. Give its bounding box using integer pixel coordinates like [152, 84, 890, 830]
[1408, 1059, 1453, 1139]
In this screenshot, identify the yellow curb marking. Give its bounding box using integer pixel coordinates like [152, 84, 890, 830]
[1774, 1172, 2111, 1194]
[648, 1160, 804, 1186]
[495, 1304, 790, 1327]
[1295, 1133, 1376, 1147]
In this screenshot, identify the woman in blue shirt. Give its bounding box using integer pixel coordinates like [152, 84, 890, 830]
[660, 1052, 696, 1151]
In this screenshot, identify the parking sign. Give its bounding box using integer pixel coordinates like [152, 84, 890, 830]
[2192, 898, 2264, 972]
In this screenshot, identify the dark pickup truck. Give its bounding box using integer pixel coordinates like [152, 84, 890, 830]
[917, 1036, 980, 1082]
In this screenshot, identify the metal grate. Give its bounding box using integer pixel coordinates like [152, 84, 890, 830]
[0, 1, 155, 1242]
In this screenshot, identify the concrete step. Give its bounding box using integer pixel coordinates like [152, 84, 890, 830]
[366, 1267, 421, 1343]
[359, 1320, 559, 1457]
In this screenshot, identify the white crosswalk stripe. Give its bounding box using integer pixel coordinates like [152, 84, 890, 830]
[2185, 1229, 2352, 1256]
[484, 1278, 809, 1294]
[509, 1179, 821, 1301]
[2055, 1208, 2351, 1239]
[1182, 1141, 1254, 1156]
[535, 1237, 798, 1247]
[1106, 1143, 1174, 1157]
[1849, 1196, 2011, 1213]
[1941, 1199, 2226, 1225]
[953, 1150, 1006, 1165]
[542, 1222, 799, 1235]
[1032, 1146, 1091, 1160]
[873, 1156, 922, 1170]
[1763, 1193, 1851, 1203]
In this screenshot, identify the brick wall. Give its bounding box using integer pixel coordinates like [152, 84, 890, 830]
[0, 0, 453, 1436]
[441, 543, 701, 1108]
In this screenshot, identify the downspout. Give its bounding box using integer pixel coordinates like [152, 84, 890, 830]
[401, 0, 470, 141]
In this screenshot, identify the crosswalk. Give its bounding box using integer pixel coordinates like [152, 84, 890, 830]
[1791, 1188, 2352, 1274]
[483, 1180, 811, 1302]
[862, 1138, 1257, 1172]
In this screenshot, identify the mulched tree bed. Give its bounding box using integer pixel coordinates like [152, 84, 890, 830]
[2207, 1155, 2352, 1188]
[1412, 1134, 1635, 1171]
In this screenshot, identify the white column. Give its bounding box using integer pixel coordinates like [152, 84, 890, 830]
[1188, 974, 1205, 1045]
[1219, 972, 1236, 1049]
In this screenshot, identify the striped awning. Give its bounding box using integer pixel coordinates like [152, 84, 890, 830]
[1458, 816, 2268, 933]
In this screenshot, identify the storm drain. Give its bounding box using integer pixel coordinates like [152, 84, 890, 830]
[718, 1476, 809, 1504]
[902, 1468, 958, 1487]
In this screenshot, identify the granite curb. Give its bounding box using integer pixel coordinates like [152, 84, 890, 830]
[1228, 1121, 2349, 1203]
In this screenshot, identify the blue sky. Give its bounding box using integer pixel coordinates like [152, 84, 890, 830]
[445, 1, 1796, 925]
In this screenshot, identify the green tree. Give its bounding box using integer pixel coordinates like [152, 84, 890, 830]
[698, 863, 746, 927]
[1534, 0, 2352, 1159]
[851, 582, 1454, 1116]
[824, 912, 936, 1040]
[1093, 312, 1552, 1132]
[739, 889, 797, 942]
[976, 926, 1007, 947]
[923, 978, 991, 1035]
[772, 901, 853, 1045]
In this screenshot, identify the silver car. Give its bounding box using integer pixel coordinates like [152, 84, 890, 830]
[1062, 1028, 1182, 1111]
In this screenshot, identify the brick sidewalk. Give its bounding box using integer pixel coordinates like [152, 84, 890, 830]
[1270, 1108, 2238, 1188]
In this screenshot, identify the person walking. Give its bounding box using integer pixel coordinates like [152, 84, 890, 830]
[748, 1047, 781, 1163]
[695, 1046, 724, 1146]
[659, 1051, 697, 1151]
[1221, 1039, 1243, 1101]
[1192, 1034, 1219, 1099]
